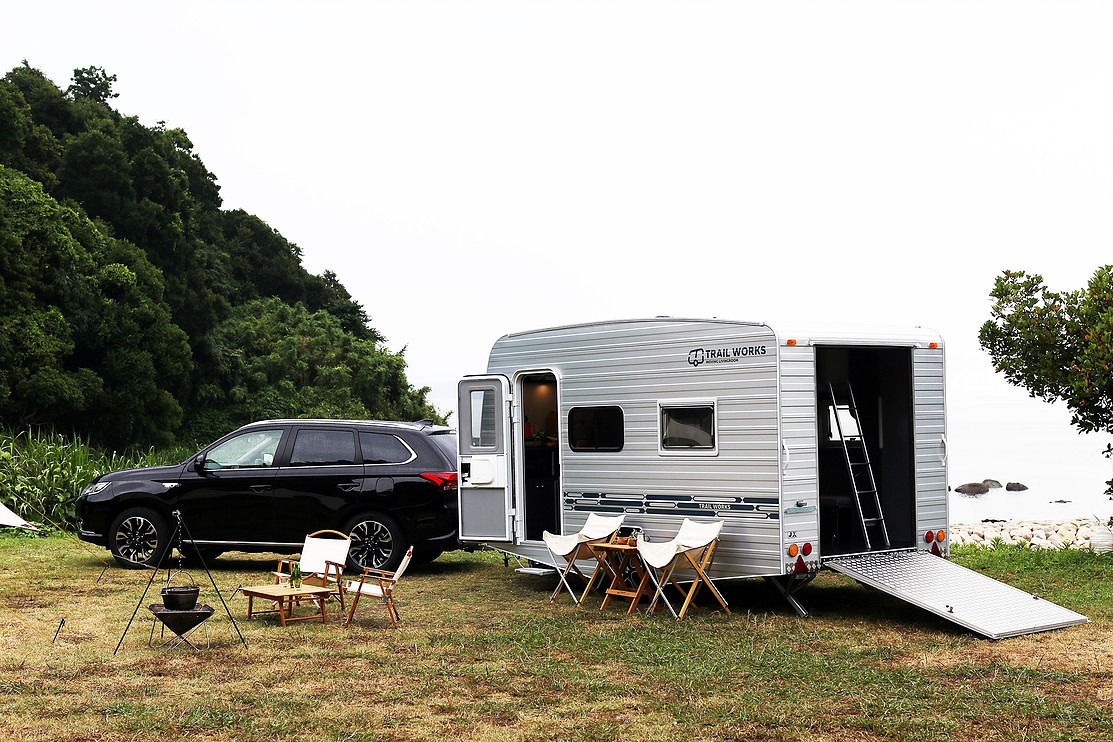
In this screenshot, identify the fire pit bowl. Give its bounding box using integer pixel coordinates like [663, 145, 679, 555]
[161, 585, 200, 611]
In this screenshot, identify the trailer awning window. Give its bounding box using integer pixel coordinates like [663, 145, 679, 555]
[569, 406, 624, 452]
[659, 403, 717, 454]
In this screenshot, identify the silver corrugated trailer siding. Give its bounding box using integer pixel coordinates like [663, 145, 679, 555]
[913, 347, 948, 536]
[487, 319, 784, 579]
[777, 342, 820, 573]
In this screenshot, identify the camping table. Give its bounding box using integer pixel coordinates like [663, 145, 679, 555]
[239, 584, 333, 627]
[588, 541, 650, 614]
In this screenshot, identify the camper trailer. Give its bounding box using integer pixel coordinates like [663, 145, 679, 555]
[457, 318, 1087, 639]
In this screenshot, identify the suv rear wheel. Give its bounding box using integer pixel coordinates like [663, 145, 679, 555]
[109, 507, 169, 569]
[345, 512, 406, 572]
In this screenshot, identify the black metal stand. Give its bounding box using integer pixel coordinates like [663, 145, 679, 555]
[115, 511, 247, 653]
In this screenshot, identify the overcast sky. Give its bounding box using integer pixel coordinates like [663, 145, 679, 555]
[7, 2, 1113, 510]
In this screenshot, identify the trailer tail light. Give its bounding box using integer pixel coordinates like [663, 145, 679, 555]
[802, 542, 813, 556]
[925, 530, 936, 543]
[788, 543, 799, 557]
[421, 471, 459, 491]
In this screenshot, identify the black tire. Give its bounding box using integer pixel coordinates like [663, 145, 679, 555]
[109, 507, 170, 569]
[345, 512, 407, 572]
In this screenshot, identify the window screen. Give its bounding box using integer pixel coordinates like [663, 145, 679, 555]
[359, 432, 414, 464]
[289, 429, 357, 466]
[569, 406, 624, 451]
[660, 405, 716, 450]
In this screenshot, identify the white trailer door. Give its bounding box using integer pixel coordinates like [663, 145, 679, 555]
[827, 550, 1088, 639]
[457, 376, 516, 542]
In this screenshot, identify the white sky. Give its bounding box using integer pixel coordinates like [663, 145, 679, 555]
[7, 2, 1113, 510]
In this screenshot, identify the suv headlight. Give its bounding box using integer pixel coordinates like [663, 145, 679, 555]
[81, 482, 111, 497]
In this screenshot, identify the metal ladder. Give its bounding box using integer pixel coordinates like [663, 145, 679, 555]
[827, 382, 890, 550]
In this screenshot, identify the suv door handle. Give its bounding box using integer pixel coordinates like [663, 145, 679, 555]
[337, 483, 360, 492]
[251, 484, 272, 493]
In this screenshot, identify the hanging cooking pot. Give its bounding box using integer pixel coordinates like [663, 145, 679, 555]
[161, 572, 200, 611]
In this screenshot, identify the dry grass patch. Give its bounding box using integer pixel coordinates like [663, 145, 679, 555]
[1, 534, 1111, 741]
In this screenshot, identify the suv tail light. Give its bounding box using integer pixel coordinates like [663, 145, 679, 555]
[421, 471, 459, 490]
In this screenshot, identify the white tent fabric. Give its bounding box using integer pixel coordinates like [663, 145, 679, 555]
[0, 500, 39, 530]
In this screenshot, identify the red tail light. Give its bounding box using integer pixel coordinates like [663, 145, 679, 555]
[421, 471, 459, 489]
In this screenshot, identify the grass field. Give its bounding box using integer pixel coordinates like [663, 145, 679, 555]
[0, 533, 1110, 741]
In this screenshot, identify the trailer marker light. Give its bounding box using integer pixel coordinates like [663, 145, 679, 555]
[929, 342, 939, 349]
[786, 339, 797, 346]
[787, 543, 799, 557]
[802, 542, 813, 556]
[925, 530, 936, 543]
[936, 529, 946, 543]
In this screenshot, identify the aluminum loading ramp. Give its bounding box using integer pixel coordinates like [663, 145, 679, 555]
[826, 550, 1089, 639]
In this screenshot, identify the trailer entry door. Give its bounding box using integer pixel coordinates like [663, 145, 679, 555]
[457, 376, 515, 542]
[827, 550, 1088, 639]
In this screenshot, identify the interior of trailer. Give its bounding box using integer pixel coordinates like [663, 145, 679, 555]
[519, 373, 560, 541]
[816, 346, 916, 555]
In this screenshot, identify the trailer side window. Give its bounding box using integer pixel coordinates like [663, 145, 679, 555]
[660, 403, 717, 452]
[568, 406, 624, 452]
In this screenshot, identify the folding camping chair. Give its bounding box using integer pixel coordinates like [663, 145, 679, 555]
[273, 529, 350, 612]
[342, 546, 413, 627]
[542, 513, 625, 605]
[634, 518, 731, 619]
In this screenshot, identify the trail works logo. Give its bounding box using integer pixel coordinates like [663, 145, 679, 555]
[687, 345, 767, 367]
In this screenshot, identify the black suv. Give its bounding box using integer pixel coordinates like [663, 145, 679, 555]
[76, 419, 459, 571]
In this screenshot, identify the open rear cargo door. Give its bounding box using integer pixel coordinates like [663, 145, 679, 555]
[826, 550, 1089, 639]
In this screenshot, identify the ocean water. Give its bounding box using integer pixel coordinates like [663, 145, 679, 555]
[949, 486, 1113, 525]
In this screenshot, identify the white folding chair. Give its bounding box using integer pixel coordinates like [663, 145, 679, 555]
[542, 513, 626, 605]
[343, 545, 413, 627]
[635, 518, 730, 619]
[273, 529, 350, 611]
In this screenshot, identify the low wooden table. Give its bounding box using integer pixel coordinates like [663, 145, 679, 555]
[240, 584, 333, 627]
[588, 540, 650, 614]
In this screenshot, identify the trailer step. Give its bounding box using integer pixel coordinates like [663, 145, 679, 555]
[515, 566, 556, 576]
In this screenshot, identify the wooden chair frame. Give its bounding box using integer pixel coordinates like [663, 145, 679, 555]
[343, 546, 413, 627]
[273, 529, 350, 613]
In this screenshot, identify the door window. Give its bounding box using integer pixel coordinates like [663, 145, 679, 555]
[204, 429, 283, 470]
[289, 429, 357, 466]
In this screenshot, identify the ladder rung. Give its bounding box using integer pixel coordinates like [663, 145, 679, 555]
[863, 517, 884, 526]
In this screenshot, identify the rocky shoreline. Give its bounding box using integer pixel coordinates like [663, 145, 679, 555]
[950, 517, 1113, 552]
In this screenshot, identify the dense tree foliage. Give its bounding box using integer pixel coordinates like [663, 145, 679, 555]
[979, 268, 1113, 436]
[0, 64, 440, 449]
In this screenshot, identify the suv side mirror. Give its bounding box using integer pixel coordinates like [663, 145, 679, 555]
[192, 455, 207, 473]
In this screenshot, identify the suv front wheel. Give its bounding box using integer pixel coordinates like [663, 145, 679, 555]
[109, 507, 169, 569]
[345, 512, 407, 573]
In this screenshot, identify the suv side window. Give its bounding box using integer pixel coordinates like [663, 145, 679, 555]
[205, 429, 283, 469]
[289, 429, 357, 466]
[359, 432, 415, 465]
